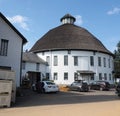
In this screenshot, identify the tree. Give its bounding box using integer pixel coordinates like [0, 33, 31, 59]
[114, 41, 120, 79]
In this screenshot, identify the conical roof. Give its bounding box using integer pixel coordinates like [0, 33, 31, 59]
[30, 24, 112, 55]
[30, 15, 113, 56]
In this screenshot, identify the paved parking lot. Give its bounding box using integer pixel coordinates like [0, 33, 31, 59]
[12, 88, 118, 107]
[0, 89, 120, 116]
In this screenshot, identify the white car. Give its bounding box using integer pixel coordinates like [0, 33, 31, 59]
[34, 81, 59, 93]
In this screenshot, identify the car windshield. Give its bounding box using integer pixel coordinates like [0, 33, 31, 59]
[92, 81, 97, 84]
[46, 81, 55, 85]
[72, 81, 84, 85]
[74, 82, 80, 84]
[97, 81, 109, 84]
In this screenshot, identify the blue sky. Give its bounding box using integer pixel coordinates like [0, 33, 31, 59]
[0, 0, 120, 53]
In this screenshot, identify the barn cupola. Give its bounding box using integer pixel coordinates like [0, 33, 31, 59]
[60, 14, 76, 24]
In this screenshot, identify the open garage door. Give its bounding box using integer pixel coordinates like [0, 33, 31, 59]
[27, 71, 41, 87]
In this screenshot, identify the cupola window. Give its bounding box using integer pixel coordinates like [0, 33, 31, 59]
[60, 14, 76, 24]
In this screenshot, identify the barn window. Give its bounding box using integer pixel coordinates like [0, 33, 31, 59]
[0, 39, 9, 56]
[64, 55, 68, 66]
[74, 56, 78, 66]
[98, 57, 101, 66]
[36, 63, 40, 71]
[54, 56, 58, 66]
[103, 57, 106, 67]
[46, 56, 50, 66]
[99, 73, 102, 80]
[90, 56, 94, 66]
[64, 72, 68, 80]
[54, 73, 58, 80]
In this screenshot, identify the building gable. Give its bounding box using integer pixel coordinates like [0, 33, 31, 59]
[0, 12, 27, 44]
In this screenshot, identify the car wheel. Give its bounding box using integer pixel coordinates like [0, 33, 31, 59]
[78, 88, 81, 92]
[86, 88, 89, 92]
[100, 87, 103, 91]
[42, 88, 46, 93]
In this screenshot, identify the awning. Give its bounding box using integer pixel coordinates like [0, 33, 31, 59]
[77, 70, 95, 75]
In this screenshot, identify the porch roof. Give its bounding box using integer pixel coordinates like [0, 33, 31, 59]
[77, 70, 95, 74]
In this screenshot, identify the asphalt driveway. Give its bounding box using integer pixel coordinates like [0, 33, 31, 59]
[13, 88, 118, 108]
[1, 89, 120, 116]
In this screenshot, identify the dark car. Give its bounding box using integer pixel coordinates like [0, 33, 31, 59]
[68, 80, 89, 92]
[90, 81, 110, 91]
[116, 81, 120, 97]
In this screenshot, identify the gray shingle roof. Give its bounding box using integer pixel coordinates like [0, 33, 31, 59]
[30, 23, 113, 56]
[22, 52, 46, 64]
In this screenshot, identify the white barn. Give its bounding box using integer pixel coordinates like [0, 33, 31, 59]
[0, 12, 27, 87]
[30, 14, 114, 85]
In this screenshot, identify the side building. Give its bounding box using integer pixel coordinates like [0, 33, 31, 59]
[0, 12, 27, 87]
[22, 52, 46, 86]
[30, 14, 114, 85]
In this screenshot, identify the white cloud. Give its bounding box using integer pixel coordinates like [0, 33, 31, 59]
[107, 7, 120, 15]
[7, 15, 29, 31]
[75, 15, 83, 26]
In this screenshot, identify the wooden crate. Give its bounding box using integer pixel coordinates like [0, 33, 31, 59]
[0, 70, 16, 103]
[0, 80, 12, 107]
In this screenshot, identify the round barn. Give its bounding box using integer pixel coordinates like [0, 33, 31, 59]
[30, 14, 114, 85]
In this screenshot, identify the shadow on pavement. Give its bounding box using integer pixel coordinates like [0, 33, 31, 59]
[13, 88, 119, 108]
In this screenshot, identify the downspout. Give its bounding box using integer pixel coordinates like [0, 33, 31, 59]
[20, 41, 24, 87]
[50, 50, 52, 80]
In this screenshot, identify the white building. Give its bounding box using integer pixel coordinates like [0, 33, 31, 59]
[0, 12, 27, 87]
[30, 14, 114, 85]
[22, 52, 46, 85]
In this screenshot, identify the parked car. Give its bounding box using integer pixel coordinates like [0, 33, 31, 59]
[68, 80, 89, 92]
[116, 81, 120, 97]
[32, 81, 59, 93]
[90, 81, 110, 91]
